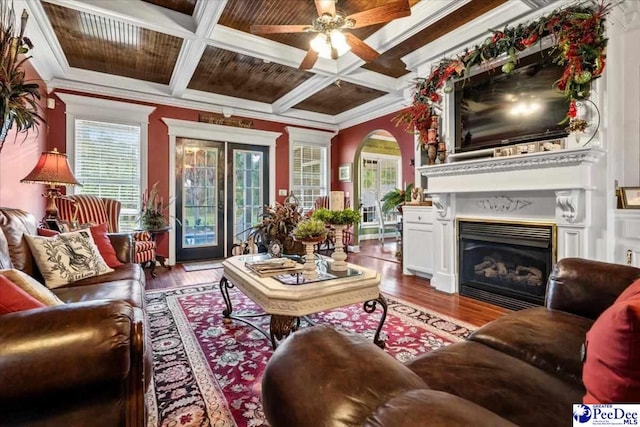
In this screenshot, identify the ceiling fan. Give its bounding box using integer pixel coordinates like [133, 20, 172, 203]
[250, 0, 412, 70]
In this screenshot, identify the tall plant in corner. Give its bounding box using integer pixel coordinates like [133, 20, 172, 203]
[0, 3, 42, 153]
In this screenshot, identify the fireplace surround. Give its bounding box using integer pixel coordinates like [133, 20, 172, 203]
[458, 219, 556, 310]
[418, 146, 607, 296]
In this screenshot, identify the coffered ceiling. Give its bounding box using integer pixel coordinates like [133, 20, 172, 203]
[20, 0, 558, 130]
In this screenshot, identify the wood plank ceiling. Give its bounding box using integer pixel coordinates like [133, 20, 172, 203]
[38, 0, 512, 124]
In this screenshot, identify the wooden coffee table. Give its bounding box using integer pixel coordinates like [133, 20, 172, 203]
[219, 254, 387, 348]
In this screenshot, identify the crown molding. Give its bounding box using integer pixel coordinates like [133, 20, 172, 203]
[50, 77, 338, 131]
[20, 0, 68, 82]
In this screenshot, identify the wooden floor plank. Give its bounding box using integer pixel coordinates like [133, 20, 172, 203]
[145, 239, 511, 327]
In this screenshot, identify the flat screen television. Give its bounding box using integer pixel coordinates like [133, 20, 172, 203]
[454, 49, 569, 153]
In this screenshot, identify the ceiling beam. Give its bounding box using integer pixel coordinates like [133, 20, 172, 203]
[19, 0, 69, 82]
[41, 0, 196, 39]
[169, 0, 227, 97]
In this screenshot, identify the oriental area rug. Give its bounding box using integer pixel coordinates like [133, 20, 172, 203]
[145, 284, 476, 427]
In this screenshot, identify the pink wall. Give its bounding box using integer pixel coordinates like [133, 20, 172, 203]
[0, 61, 48, 215]
[331, 111, 415, 197]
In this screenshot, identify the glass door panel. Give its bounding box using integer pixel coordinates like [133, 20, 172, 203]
[227, 144, 269, 254]
[176, 138, 224, 261]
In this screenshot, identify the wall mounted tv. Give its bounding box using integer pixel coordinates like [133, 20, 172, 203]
[454, 49, 569, 153]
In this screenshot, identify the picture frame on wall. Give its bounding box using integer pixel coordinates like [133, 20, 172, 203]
[338, 163, 352, 182]
[620, 187, 640, 209]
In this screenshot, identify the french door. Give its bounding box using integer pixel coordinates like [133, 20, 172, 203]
[175, 138, 268, 262]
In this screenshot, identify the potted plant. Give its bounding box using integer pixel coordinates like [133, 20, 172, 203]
[381, 183, 414, 215]
[292, 218, 327, 243]
[244, 200, 305, 255]
[0, 4, 42, 152]
[292, 218, 327, 280]
[312, 208, 360, 271]
[139, 182, 179, 230]
[312, 207, 361, 226]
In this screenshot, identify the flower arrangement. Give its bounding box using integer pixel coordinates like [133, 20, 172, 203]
[0, 3, 42, 152]
[394, 2, 611, 136]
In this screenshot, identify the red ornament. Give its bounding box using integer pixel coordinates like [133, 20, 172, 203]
[568, 100, 577, 118]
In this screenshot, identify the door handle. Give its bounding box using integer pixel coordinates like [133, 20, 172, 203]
[219, 190, 224, 210]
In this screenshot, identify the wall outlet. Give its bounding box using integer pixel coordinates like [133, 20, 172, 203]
[278, 189, 288, 196]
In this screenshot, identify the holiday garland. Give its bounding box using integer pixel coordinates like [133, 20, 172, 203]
[393, 1, 611, 141]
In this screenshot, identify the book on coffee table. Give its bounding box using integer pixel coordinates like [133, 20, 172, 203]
[245, 258, 304, 277]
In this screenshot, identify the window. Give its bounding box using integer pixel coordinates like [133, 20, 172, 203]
[58, 94, 155, 232]
[361, 154, 401, 226]
[74, 120, 141, 231]
[286, 127, 333, 211]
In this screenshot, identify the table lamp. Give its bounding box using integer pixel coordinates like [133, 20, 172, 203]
[20, 148, 82, 219]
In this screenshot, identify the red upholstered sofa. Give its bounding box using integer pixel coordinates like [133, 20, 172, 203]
[0, 207, 151, 427]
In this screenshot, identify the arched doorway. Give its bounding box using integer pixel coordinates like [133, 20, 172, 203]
[353, 130, 402, 246]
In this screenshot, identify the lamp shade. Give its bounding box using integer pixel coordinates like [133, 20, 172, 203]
[21, 148, 81, 186]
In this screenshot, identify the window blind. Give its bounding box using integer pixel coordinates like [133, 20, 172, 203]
[74, 119, 141, 231]
[291, 143, 327, 211]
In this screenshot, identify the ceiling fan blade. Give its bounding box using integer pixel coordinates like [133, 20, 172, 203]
[299, 49, 320, 70]
[346, 0, 411, 29]
[315, 0, 336, 16]
[250, 24, 311, 34]
[344, 32, 380, 63]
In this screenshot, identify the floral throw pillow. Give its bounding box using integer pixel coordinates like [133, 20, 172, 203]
[25, 229, 113, 289]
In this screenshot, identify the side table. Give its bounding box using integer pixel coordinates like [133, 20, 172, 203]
[141, 227, 171, 275]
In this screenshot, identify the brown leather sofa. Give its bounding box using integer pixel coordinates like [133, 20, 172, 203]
[262, 258, 640, 427]
[0, 207, 152, 427]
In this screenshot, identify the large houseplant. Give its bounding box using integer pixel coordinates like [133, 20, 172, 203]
[381, 183, 414, 215]
[245, 200, 305, 255]
[0, 3, 42, 153]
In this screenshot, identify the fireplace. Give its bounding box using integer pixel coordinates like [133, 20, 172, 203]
[458, 219, 556, 311]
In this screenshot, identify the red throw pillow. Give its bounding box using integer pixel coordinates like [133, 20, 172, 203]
[37, 228, 59, 237]
[89, 223, 123, 268]
[583, 294, 640, 403]
[0, 275, 46, 314]
[617, 278, 640, 302]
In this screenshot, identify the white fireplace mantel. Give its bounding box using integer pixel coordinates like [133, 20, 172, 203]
[418, 147, 606, 194]
[417, 146, 608, 295]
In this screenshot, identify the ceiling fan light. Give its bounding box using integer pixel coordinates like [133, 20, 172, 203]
[329, 30, 350, 56]
[310, 33, 331, 58]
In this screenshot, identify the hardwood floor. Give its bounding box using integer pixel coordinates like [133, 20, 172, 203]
[146, 239, 511, 327]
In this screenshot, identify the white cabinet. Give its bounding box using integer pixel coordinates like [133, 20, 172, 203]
[615, 210, 640, 267]
[402, 205, 434, 278]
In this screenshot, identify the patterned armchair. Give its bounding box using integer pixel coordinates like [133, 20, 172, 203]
[56, 194, 157, 275]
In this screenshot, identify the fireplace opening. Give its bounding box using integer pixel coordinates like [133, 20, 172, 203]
[458, 220, 555, 311]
